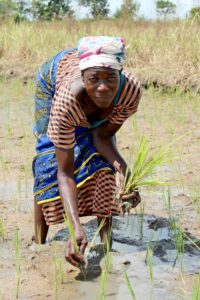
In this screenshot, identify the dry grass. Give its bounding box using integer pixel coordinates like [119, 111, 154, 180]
[0, 19, 199, 92]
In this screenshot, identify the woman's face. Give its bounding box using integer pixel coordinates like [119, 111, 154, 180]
[82, 67, 120, 108]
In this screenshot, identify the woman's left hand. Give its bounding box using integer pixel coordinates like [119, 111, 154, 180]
[121, 190, 141, 208]
[116, 167, 141, 212]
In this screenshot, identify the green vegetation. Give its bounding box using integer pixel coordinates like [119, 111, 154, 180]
[189, 6, 200, 20]
[123, 271, 137, 300]
[156, 1, 176, 18]
[191, 273, 200, 300]
[0, 218, 5, 241]
[53, 245, 65, 300]
[124, 136, 173, 194]
[87, 218, 105, 252]
[31, 0, 74, 21]
[146, 244, 153, 286]
[0, 0, 74, 21]
[79, 0, 109, 18]
[114, 0, 140, 19]
[64, 210, 79, 254]
[14, 229, 21, 299]
[98, 230, 112, 300]
[0, 19, 199, 94]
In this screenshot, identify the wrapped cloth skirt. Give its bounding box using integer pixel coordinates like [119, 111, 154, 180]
[32, 127, 121, 225]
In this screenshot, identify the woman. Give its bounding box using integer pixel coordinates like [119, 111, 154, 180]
[33, 36, 142, 267]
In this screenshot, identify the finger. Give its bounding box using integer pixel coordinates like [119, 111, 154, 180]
[65, 255, 79, 267]
[118, 172, 126, 191]
[71, 252, 84, 264]
[121, 191, 137, 200]
[132, 199, 141, 208]
[79, 240, 88, 255]
[65, 242, 79, 267]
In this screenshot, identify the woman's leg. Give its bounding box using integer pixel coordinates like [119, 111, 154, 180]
[42, 200, 65, 225]
[78, 170, 119, 247]
[34, 199, 49, 244]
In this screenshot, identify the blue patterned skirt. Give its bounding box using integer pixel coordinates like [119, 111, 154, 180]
[33, 127, 115, 205]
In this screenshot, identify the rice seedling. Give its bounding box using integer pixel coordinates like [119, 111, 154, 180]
[14, 228, 21, 299]
[56, 258, 65, 285]
[123, 271, 136, 300]
[64, 208, 107, 259]
[123, 136, 173, 195]
[191, 273, 200, 300]
[98, 230, 112, 300]
[63, 210, 79, 255]
[170, 218, 185, 272]
[183, 233, 200, 252]
[136, 202, 145, 240]
[176, 222, 184, 255]
[87, 218, 105, 252]
[161, 186, 172, 217]
[146, 243, 153, 286]
[0, 154, 8, 182]
[176, 150, 186, 193]
[63, 207, 89, 281]
[0, 218, 5, 241]
[167, 186, 172, 216]
[53, 245, 64, 300]
[17, 176, 21, 199]
[190, 184, 200, 216]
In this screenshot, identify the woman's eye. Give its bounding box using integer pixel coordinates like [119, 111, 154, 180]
[88, 78, 98, 83]
[108, 77, 117, 82]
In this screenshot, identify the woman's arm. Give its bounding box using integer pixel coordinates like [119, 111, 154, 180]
[55, 147, 88, 267]
[92, 122, 141, 207]
[92, 122, 127, 191]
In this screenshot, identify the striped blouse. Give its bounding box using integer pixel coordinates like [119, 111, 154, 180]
[47, 50, 142, 149]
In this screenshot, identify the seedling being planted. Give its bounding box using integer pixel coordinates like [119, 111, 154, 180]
[123, 136, 173, 195]
[63, 210, 80, 255]
[119, 136, 174, 216]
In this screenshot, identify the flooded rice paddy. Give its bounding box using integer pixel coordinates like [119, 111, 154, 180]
[0, 79, 200, 299]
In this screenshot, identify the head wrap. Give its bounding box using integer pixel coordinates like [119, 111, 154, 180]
[77, 36, 126, 71]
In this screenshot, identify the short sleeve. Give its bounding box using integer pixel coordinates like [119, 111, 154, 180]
[47, 85, 82, 150]
[108, 75, 142, 125]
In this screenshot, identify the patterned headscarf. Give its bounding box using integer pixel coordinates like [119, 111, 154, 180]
[77, 36, 126, 71]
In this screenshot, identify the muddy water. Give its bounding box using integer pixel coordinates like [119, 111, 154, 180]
[54, 214, 200, 300]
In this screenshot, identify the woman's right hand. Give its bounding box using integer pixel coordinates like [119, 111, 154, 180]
[65, 227, 88, 267]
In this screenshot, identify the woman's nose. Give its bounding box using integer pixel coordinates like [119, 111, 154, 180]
[97, 80, 109, 92]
